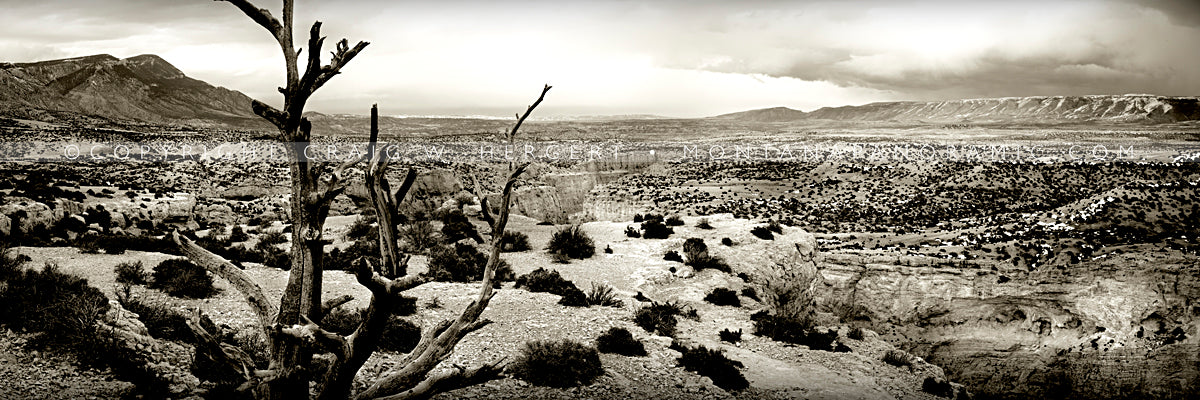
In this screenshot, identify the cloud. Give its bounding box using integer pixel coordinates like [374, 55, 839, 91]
[1134, 0, 1200, 27]
[2, 0, 1195, 116]
[646, 0, 1200, 100]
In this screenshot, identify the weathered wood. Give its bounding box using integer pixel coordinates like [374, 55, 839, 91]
[187, 314, 257, 380]
[207, 2, 552, 397]
[173, 231, 278, 345]
[320, 294, 355, 317]
[374, 361, 506, 400]
[355, 87, 549, 400]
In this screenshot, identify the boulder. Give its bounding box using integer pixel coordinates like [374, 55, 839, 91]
[0, 199, 56, 235]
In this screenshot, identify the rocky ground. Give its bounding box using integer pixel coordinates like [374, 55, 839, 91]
[3, 214, 954, 400]
[0, 329, 135, 400]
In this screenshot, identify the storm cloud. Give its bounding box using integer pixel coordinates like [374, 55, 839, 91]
[1, 0, 1196, 116]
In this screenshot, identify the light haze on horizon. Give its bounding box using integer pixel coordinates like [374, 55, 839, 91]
[2, 0, 1198, 118]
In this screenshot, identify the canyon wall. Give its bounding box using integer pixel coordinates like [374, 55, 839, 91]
[816, 251, 1200, 399]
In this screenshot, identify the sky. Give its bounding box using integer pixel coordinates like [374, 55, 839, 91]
[1, 0, 1198, 117]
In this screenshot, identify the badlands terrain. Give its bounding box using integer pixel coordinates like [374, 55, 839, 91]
[1, 54, 1199, 400]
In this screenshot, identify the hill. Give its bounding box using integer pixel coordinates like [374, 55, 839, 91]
[712, 106, 807, 122]
[718, 95, 1200, 124]
[0, 54, 266, 128]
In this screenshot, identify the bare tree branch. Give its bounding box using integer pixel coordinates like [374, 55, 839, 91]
[469, 173, 495, 228]
[395, 319, 489, 369]
[173, 231, 278, 344]
[506, 84, 552, 141]
[312, 39, 370, 92]
[279, 315, 350, 360]
[356, 86, 549, 400]
[321, 294, 355, 317]
[374, 360, 506, 400]
[187, 314, 257, 380]
[251, 100, 289, 129]
[296, 22, 369, 97]
[217, 0, 284, 42]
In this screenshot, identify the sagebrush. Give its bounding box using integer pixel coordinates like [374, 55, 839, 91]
[511, 339, 604, 388]
[596, 327, 646, 356]
[546, 225, 595, 259]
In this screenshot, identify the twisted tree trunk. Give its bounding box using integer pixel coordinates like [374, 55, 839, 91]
[181, 3, 550, 398]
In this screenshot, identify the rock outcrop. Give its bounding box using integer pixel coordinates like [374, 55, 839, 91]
[99, 300, 201, 397]
[816, 250, 1200, 399]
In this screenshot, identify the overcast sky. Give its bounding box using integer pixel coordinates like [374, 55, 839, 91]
[2, 0, 1198, 117]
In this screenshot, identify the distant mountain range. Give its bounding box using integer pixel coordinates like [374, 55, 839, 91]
[2, 54, 1197, 129]
[0, 54, 265, 128]
[714, 95, 1200, 124]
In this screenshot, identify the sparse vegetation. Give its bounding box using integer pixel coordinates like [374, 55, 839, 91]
[766, 220, 783, 233]
[719, 328, 742, 343]
[750, 310, 838, 351]
[257, 230, 287, 247]
[682, 238, 730, 272]
[228, 225, 249, 242]
[704, 287, 741, 307]
[721, 237, 734, 246]
[624, 226, 641, 238]
[114, 260, 148, 285]
[672, 341, 749, 391]
[454, 193, 477, 207]
[516, 267, 577, 295]
[640, 219, 674, 239]
[150, 258, 218, 299]
[378, 317, 421, 353]
[585, 283, 624, 308]
[546, 225, 595, 259]
[596, 327, 646, 356]
[511, 339, 604, 388]
[515, 267, 595, 307]
[499, 230, 531, 252]
[399, 219, 440, 253]
[663, 250, 683, 262]
[345, 215, 376, 241]
[557, 286, 589, 307]
[0, 261, 110, 348]
[440, 209, 482, 243]
[0, 260, 171, 397]
[750, 226, 774, 240]
[696, 218, 714, 229]
[319, 306, 420, 352]
[0, 240, 24, 280]
[634, 301, 693, 337]
[426, 243, 513, 284]
[664, 215, 684, 226]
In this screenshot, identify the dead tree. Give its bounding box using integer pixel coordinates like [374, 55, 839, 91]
[174, 1, 551, 399]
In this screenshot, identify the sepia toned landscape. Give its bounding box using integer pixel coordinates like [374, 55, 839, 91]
[2, 1, 1200, 400]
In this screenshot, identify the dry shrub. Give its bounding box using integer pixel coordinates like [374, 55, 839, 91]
[546, 225, 595, 259]
[596, 327, 646, 356]
[672, 341, 749, 391]
[511, 339, 604, 388]
[114, 261, 148, 285]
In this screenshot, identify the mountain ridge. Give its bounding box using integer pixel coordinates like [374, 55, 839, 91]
[0, 54, 267, 128]
[4, 54, 1198, 128]
[715, 95, 1200, 124]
